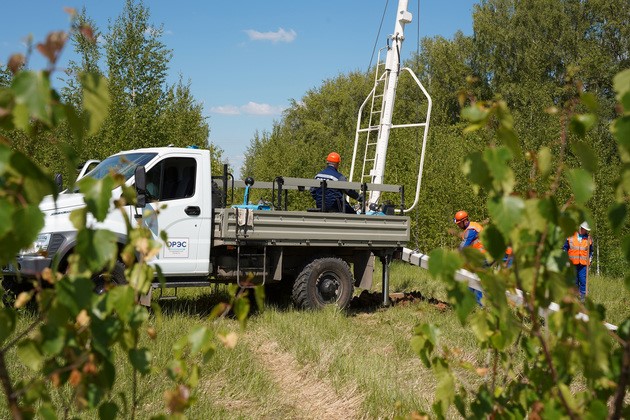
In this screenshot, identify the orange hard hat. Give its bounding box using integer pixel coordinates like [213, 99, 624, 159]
[326, 152, 341, 164]
[454, 210, 468, 223]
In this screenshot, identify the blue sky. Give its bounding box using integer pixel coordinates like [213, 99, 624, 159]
[1, 1, 477, 174]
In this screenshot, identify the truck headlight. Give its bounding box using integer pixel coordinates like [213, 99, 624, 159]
[20, 233, 52, 257]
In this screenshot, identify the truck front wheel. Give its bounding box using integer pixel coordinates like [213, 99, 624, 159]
[92, 261, 127, 294]
[292, 258, 353, 309]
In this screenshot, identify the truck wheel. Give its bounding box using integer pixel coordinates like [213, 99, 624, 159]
[292, 258, 354, 310]
[92, 261, 127, 294]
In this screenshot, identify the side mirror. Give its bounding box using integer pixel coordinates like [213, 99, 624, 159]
[135, 166, 147, 208]
[54, 173, 63, 192]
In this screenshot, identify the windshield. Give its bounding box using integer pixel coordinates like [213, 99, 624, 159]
[77, 152, 157, 189]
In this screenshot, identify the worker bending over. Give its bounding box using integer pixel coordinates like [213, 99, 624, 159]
[454, 210, 486, 305]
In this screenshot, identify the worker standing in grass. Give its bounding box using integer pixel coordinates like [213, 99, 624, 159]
[454, 210, 486, 305]
[563, 222, 594, 302]
[310, 152, 362, 213]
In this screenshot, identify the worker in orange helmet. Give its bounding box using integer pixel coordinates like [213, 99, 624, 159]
[454, 210, 486, 305]
[310, 152, 363, 213]
[454, 210, 486, 253]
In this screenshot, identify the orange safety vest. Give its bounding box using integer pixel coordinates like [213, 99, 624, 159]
[462, 221, 486, 253]
[567, 232, 592, 266]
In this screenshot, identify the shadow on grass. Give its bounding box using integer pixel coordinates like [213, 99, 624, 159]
[153, 284, 298, 318]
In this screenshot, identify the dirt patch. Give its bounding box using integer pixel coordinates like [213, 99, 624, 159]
[249, 338, 364, 419]
[349, 290, 450, 311]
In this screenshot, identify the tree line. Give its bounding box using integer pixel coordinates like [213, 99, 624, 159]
[1, 0, 224, 189]
[241, 0, 630, 276]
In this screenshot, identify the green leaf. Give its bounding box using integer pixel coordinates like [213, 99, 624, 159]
[612, 116, 630, 157]
[78, 175, 115, 222]
[86, 382, 104, 408]
[10, 151, 57, 203]
[538, 146, 552, 178]
[127, 264, 153, 295]
[570, 140, 598, 173]
[487, 195, 525, 237]
[481, 224, 506, 261]
[17, 339, 44, 371]
[128, 348, 151, 375]
[461, 104, 489, 124]
[37, 403, 57, 420]
[0, 307, 16, 345]
[411, 323, 438, 367]
[12, 71, 52, 126]
[569, 114, 597, 138]
[233, 296, 250, 327]
[75, 229, 118, 273]
[613, 68, 630, 111]
[433, 359, 455, 417]
[523, 198, 547, 234]
[428, 248, 463, 282]
[483, 146, 514, 193]
[10, 205, 45, 258]
[40, 324, 66, 356]
[469, 311, 491, 342]
[580, 92, 600, 113]
[608, 202, 627, 233]
[462, 151, 492, 192]
[188, 326, 212, 354]
[623, 236, 630, 263]
[99, 401, 119, 420]
[56, 276, 93, 315]
[558, 383, 578, 412]
[11, 103, 30, 132]
[107, 286, 135, 321]
[81, 72, 110, 136]
[253, 286, 265, 313]
[566, 169, 594, 205]
[497, 125, 522, 160]
[0, 200, 13, 241]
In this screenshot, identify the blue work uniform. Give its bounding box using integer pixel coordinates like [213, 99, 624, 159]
[310, 164, 360, 213]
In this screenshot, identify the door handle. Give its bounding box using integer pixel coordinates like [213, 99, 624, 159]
[185, 206, 201, 216]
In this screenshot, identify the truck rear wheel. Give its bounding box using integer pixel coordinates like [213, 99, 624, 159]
[292, 258, 353, 309]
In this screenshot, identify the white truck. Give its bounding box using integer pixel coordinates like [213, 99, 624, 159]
[3, 146, 409, 309]
[3, 0, 432, 310]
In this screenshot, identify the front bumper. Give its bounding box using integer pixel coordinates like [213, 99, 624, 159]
[2, 256, 54, 277]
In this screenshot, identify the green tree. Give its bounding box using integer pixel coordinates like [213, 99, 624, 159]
[160, 76, 209, 148]
[103, 0, 171, 152]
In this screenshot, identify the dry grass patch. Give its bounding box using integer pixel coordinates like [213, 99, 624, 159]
[247, 334, 365, 420]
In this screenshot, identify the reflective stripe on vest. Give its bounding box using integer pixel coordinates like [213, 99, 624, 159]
[463, 221, 486, 253]
[567, 232, 591, 266]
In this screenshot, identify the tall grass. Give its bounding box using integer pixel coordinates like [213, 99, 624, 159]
[1, 262, 628, 418]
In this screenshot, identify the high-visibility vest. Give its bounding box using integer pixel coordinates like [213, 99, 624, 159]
[567, 232, 592, 266]
[463, 221, 486, 253]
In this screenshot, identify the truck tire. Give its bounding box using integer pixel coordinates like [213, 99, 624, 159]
[92, 261, 127, 294]
[292, 258, 354, 310]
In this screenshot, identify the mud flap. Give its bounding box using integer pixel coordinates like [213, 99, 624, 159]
[353, 251, 374, 289]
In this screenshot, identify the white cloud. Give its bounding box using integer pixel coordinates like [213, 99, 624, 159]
[244, 27, 297, 43]
[210, 105, 241, 115]
[210, 102, 284, 116]
[241, 102, 284, 115]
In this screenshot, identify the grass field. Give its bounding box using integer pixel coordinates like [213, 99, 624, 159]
[2, 262, 629, 418]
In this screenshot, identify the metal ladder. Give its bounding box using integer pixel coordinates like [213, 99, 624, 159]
[359, 49, 388, 184]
